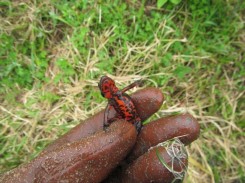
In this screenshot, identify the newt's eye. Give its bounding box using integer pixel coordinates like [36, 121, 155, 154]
[101, 92, 105, 97]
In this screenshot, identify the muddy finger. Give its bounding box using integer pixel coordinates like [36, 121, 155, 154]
[121, 139, 188, 183]
[44, 87, 164, 153]
[128, 113, 200, 161]
[0, 120, 137, 183]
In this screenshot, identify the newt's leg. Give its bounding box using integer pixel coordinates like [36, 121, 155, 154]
[103, 104, 112, 130]
[103, 105, 122, 130]
[121, 79, 143, 93]
[133, 117, 142, 133]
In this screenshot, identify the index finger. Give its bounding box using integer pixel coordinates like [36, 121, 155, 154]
[43, 87, 164, 153]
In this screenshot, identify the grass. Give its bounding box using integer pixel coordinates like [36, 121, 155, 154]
[0, 0, 244, 182]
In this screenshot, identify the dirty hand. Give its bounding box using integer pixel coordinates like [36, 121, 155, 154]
[0, 88, 199, 183]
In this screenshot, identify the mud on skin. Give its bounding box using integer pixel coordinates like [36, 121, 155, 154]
[128, 113, 200, 162]
[104, 113, 199, 183]
[43, 87, 164, 154]
[0, 121, 137, 183]
[121, 144, 188, 183]
[0, 88, 164, 182]
[0, 88, 200, 183]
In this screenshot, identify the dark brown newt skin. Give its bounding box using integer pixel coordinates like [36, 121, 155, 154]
[127, 113, 200, 162]
[43, 87, 164, 154]
[0, 121, 137, 183]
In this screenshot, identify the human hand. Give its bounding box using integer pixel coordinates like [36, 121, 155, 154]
[0, 88, 199, 183]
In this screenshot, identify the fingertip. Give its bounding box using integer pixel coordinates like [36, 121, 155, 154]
[121, 141, 188, 183]
[131, 87, 164, 121]
[128, 113, 200, 161]
[43, 87, 163, 153]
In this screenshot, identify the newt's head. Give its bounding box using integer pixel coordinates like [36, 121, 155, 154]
[98, 76, 119, 99]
